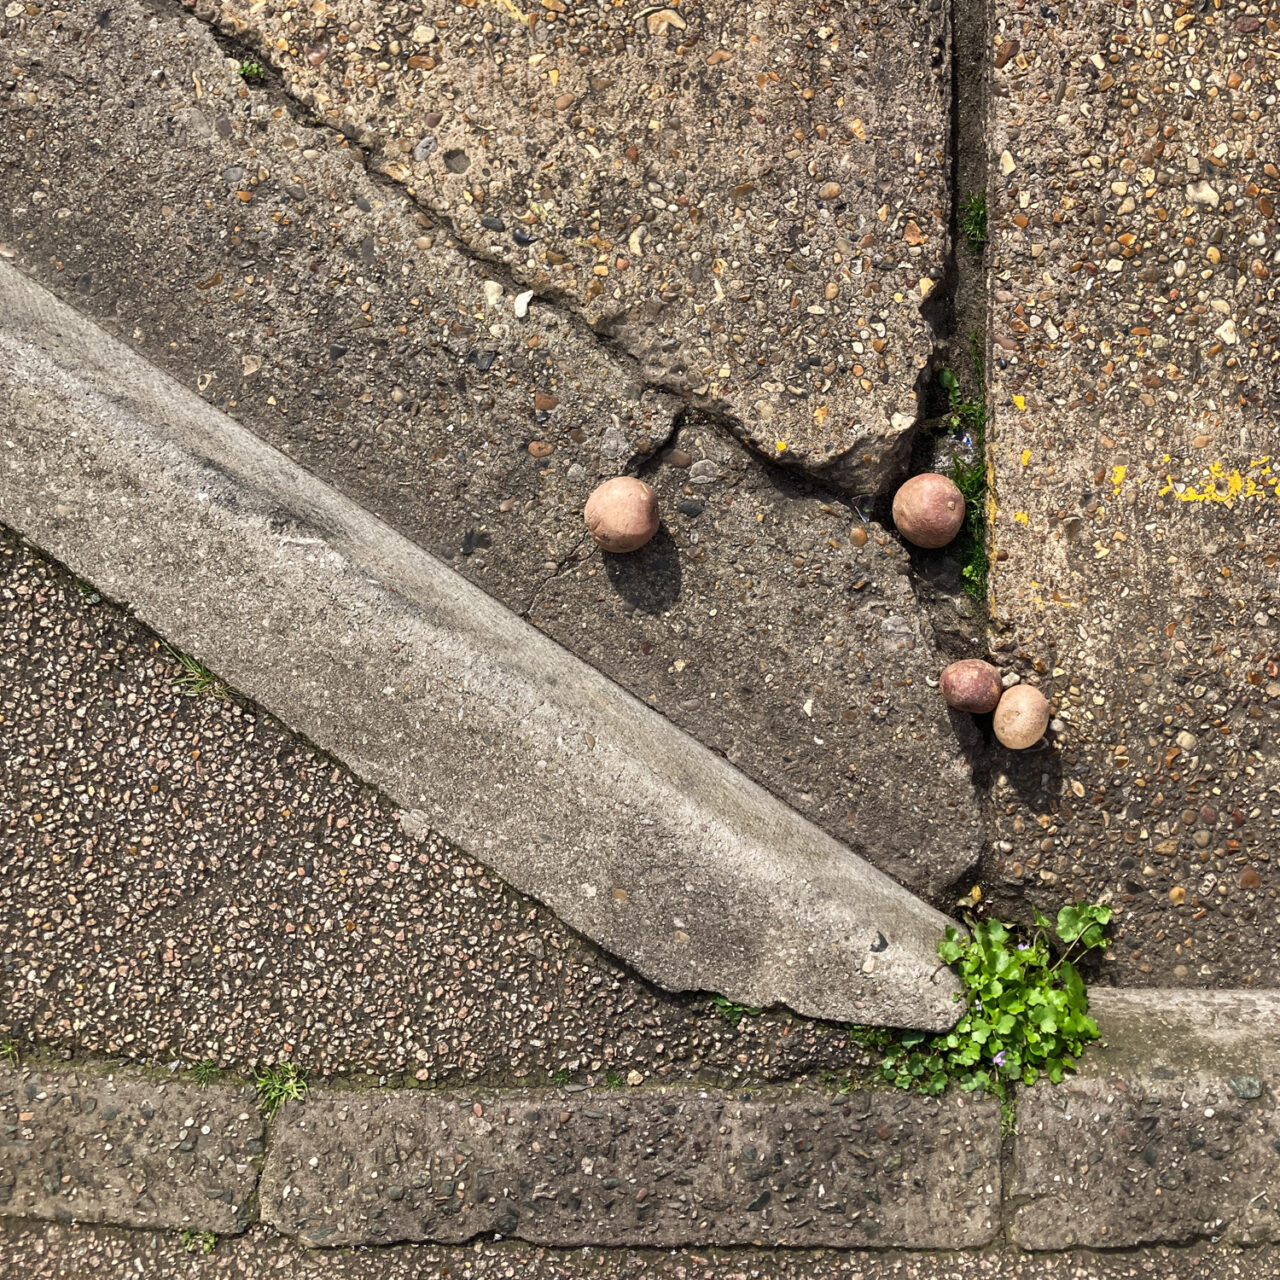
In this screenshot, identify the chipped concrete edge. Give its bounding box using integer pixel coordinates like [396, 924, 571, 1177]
[0, 257, 964, 1029]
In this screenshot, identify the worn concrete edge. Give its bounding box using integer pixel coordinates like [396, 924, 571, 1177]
[1085, 987, 1280, 1078]
[0, 257, 963, 1029]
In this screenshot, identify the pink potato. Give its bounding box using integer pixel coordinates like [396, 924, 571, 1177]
[584, 477, 659, 553]
[892, 473, 966, 549]
[939, 660, 1003, 714]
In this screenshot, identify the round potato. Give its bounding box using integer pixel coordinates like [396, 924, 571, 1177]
[939, 659, 1003, 714]
[584, 477, 660, 553]
[891, 473, 966, 549]
[993, 684, 1051, 750]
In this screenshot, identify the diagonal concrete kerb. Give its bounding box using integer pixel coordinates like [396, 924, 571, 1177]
[0, 260, 963, 1030]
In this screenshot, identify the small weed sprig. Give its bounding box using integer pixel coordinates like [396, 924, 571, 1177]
[0, 1040, 19, 1067]
[163, 643, 229, 699]
[854, 903, 1112, 1100]
[938, 349, 990, 600]
[192, 1059, 222, 1087]
[255, 1063, 307, 1118]
[959, 191, 988, 253]
[238, 60, 265, 82]
[180, 1230, 219, 1255]
[710, 996, 762, 1027]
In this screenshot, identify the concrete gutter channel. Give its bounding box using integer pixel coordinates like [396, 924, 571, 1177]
[0, 990, 1276, 1255]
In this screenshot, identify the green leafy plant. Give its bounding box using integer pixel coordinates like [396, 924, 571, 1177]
[868, 903, 1112, 1099]
[710, 995, 762, 1027]
[552, 1068, 571, 1086]
[254, 1063, 307, 1118]
[604, 1069, 625, 1089]
[163, 643, 228, 699]
[238, 60, 265, 82]
[959, 191, 987, 253]
[0, 1040, 19, 1067]
[192, 1059, 222, 1087]
[180, 1230, 218, 1255]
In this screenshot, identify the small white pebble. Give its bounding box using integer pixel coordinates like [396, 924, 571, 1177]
[514, 290, 534, 319]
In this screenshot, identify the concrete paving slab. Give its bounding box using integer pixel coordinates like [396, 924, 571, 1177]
[260, 1084, 1000, 1248]
[0, 0, 985, 902]
[1010, 989, 1280, 1250]
[982, 0, 1280, 986]
[0, 1066, 261, 1235]
[6, 1220, 1280, 1280]
[196, 0, 951, 490]
[0, 259, 963, 1029]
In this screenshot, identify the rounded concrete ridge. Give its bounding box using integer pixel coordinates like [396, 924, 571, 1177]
[0, 259, 962, 1030]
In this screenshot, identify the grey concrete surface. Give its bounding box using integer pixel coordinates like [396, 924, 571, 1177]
[0, 1066, 261, 1235]
[260, 1085, 1000, 1249]
[6, 1221, 1280, 1280]
[980, 0, 1280, 986]
[0, 258, 963, 1029]
[0, 0, 986, 903]
[1010, 989, 1280, 1250]
[196, 0, 950, 490]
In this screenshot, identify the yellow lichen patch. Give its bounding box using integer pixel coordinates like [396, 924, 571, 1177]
[1014, 511, 1029, 525]
[1111, 464, 1126, 495]
[1020, 449, 1031, 467]
[1159, 457, 1280, 507]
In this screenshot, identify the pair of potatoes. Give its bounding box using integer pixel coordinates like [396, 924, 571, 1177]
[941, 660, 1050, 750]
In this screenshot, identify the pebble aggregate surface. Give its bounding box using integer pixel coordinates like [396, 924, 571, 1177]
[982, 0, 1280, 987]
[0, 1066, 261, 1234]
[260, 1085, 999, 1248]
[4, 1222, 1280, 1280]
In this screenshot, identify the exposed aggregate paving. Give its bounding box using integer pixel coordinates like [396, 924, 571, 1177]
[980, 0, 1280, 987]
[259, 1084, 999, 1248]
[0, 1066, 261, 1235]
[4, 1221, 1280, 1280]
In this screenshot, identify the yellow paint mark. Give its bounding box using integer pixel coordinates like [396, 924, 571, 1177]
[1012, 394, 1026, 411]
[1111, 464, 1126, 495]
[1020, 449, 1031, 467]
[775, 440, 788, 454]
[1014, 511, 1029, 525]
[1159, 457, 1280, 508]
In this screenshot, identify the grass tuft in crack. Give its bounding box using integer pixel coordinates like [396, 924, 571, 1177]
[709, 996, 762, 1027]
[0, 1040, 19, 1067]
[959, 191, 988, 253]
[162, 643, 229, 699]
[191, 1059, 222, 1088]
[255, 1063, 307, 1118]
[850, 903, 1112, 1099]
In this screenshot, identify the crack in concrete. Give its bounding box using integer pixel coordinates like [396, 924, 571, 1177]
[172, 0, 941, 505]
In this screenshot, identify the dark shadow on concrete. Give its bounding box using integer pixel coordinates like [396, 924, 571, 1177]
[603, 525, 682, 613]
